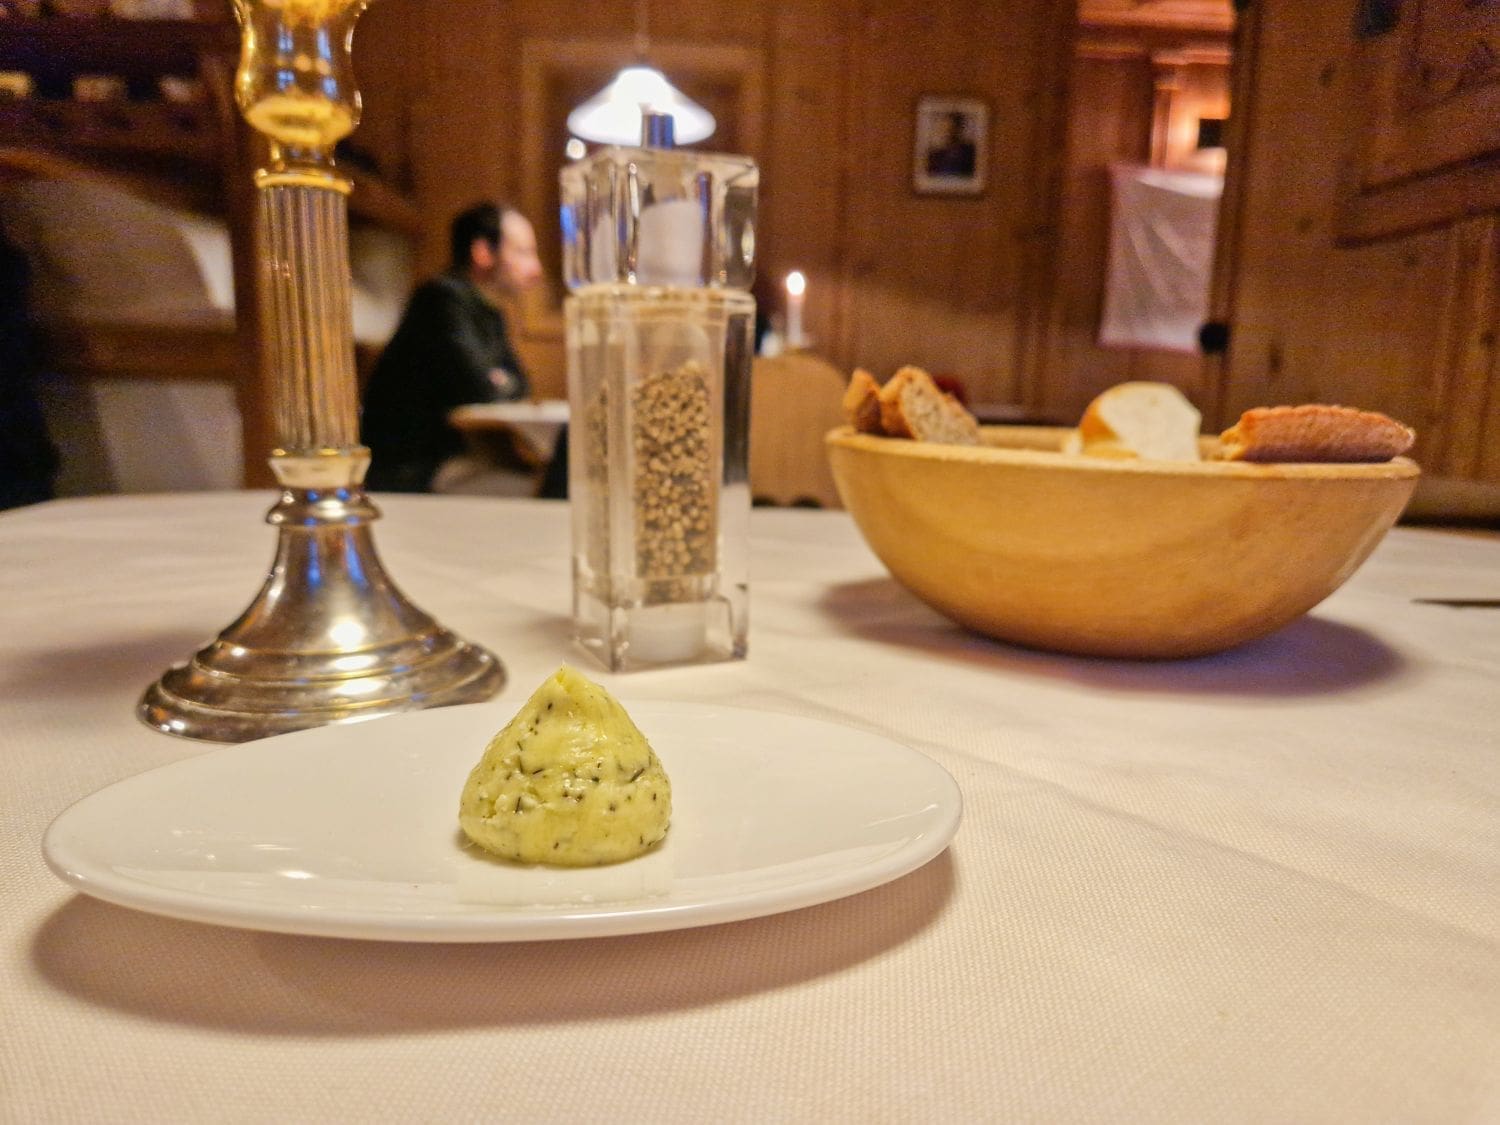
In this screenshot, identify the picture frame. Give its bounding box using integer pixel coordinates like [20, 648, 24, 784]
[912, 95, 989, 196]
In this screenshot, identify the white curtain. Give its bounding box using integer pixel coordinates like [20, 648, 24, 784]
[1098, 164, 1222, 353]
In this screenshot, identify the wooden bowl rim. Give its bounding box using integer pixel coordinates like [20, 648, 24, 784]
[825, 425, 1421, 482]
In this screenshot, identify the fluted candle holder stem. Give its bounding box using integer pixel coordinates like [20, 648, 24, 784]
[260, 178, 360, 452]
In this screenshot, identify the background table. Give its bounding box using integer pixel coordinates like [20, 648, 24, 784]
[448, 399, 570, 462]
[441, 400, 569, 498]
[2, 493, 1497, 1121]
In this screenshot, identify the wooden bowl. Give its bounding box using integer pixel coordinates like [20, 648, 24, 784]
[826, 425, 1420, 659]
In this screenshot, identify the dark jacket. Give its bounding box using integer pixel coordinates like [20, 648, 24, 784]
[360, 271, 529, 492]
[0, 238, 58, 510]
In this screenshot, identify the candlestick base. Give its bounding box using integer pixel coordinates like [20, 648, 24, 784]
[139, 485, 504, 743]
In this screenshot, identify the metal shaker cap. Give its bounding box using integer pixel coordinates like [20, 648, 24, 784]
[641, 111, 675, 149]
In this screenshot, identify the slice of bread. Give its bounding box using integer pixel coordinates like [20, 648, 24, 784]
[1072, 381, 1202, 462]
[843, 368, 884, 434]
[876, 366, 981, 445]
[1218, 404, 1415, 462]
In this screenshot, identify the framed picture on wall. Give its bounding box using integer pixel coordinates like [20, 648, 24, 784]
[913, 95, 989, 196]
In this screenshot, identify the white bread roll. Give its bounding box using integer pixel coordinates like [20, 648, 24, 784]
[1072, 381, 1202, 462]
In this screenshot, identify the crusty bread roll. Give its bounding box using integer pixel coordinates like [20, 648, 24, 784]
[1071, 381, 1202, 462]
[1218, 404, 1415, 463]
[842, 368, 884, 434]
[876, 366, 981, 445]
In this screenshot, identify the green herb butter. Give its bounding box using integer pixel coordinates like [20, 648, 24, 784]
[458, 665, 672, 866]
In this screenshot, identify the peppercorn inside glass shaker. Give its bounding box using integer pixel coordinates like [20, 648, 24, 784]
[560, 128, 757, 671]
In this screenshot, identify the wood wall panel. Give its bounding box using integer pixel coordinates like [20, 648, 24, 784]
[347, 0, 1500, 503]
[759, 0, 851, 363]
[1428, 217, 1500, 480]
[353, 0, 1072, 408]
[1033, 26, 1227, 425]
[838, 0, 1060, 403]
[1219, 0, 1480, 478]
[350, 1, 415, 193]
[1080, 0, 1232, 34]
[1154, 58, 1229, 172]
[1044, 52, 1155, 420]
[1337, 0, 1500, 244]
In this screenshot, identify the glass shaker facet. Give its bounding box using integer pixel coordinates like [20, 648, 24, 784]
[561, 143, 757, 671]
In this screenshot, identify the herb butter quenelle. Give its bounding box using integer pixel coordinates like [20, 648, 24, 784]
[458, 666, 672, 866]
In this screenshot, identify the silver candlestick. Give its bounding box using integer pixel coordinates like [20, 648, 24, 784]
[140, 0, 504, 742]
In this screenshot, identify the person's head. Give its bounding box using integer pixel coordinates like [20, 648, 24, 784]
[449, 202, 543, 295]
[945, 113, 966, 143]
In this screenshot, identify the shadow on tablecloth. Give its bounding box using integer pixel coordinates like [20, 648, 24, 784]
[817, 578, 1407, 698]
[31, 850, 955, 1034]
[0, 631, 215, 698]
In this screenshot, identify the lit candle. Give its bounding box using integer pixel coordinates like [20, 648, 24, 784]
[785, 270, 806, 349]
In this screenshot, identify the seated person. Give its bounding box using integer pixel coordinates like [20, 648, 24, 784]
[926, 112, 976, 178]
[361, 201, 543, 492]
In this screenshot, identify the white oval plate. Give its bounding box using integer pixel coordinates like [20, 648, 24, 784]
[43, 702, 961, 942]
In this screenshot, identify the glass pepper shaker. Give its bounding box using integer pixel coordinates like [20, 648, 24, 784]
[560, 113, 757, 671]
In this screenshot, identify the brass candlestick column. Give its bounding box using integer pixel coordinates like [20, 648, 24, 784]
[139, 0, 503, 742]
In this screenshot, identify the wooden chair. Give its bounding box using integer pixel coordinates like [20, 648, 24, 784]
[749, 351, 848, 508]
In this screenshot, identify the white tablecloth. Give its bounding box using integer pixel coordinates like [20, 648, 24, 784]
[2, 493, 1497, 1122]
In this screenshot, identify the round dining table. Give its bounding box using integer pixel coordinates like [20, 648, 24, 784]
[2, 491, 1496, 1121]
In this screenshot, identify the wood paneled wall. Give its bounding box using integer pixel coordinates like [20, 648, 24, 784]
[350, 0, 1072, 405]
[1034, 23, 1229, 425]
[349, 0, 1500, 507]
[1216, 0, 1500, 502]
[835, 3, 1071, 408]
[352, 0, 1214, 421]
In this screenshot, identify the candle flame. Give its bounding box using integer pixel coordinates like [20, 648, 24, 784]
[785, 270, 806, 297]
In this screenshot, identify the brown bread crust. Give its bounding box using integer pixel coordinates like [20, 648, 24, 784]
[842, 368, 885, 434]
[876, 366, 981, 445]
[1218, 404, 1415, 463]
